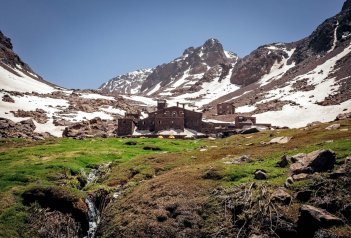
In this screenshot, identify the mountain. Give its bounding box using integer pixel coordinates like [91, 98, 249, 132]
[99, 1, 351, 128]
[99, 68, 153, 95]
[0, 31, 133, 138]
[99, 39, 239, 101]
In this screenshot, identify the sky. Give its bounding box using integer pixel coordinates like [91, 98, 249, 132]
[0, 0, 346, 89]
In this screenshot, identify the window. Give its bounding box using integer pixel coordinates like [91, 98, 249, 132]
[159, 121, 161, 124]
[172, 111, 177, 117]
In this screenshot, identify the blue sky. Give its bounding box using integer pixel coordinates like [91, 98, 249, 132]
[0, 0, 346, 89]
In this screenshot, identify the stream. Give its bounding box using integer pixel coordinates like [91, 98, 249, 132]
[82, 163, 111, 238]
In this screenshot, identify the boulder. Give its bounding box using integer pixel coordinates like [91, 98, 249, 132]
[62, 117, 116, 138]
[289, 150, 336, 175]
[276, 155, 290, 167]
[292, 173, 309, 181]
[268, 136, 292, 144]
[241, 127, 260, 134]
[254, 170, 267, 180]
[270, 188, 292, 205]
[297, 205, 344, 237]
[325, 124, 340, 130]
[335, 112, 351, 120]
[2, 94, 15, 103]
[290, 153, 306, 163]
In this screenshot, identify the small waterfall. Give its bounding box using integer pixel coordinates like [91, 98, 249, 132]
[83, 163, 110, 238]
[85, 196, 100, 238]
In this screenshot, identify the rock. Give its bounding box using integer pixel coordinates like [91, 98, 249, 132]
[271, 188, 292, 205]
[297, 205, 344, 237]
[254, 170, 267, 180]
[335, 112, 351, 120]
[341, 204, 351, 222]
[325, 124, 340, 130]
[20, 119, 36, 130]
[307, 121, 322, 127]
[296, 190, 313, 202]
[11, 109, 48, 124]
[290, 153, 306, 163]
[289, 150, 336, 175]
[63, 117, 116, 138]
[268, 136, 292, 144]
[284, 176, 294, 188]
[2, 94, 15, 103]
[275, 219, 298, 238]
[53, 119, 73, 126]
[313, 229, 339, 238]
[241, 127, 260, 134]
[202, 168, 223, 180]
[329, 168, 346, 179]
[276, 155, 290, 167]
[292, 173, 309, 181]
[224, 155, 252, 164]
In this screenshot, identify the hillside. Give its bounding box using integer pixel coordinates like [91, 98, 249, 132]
[0, 119, 350, 237]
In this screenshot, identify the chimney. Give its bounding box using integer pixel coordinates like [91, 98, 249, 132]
[157, 99, 167, 111]
[182, 103, 185, 109]
[177, 102, 179, 107]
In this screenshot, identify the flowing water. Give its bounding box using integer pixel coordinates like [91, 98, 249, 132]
[83, 163, 110, 238]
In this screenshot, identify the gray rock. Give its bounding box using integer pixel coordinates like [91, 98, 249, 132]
[271, 188, 292, 205]
[254, 170, 267, 180]
[276, 155, 290, 167]
[289, 150, 336, 175]
[297, 205, 344, 237]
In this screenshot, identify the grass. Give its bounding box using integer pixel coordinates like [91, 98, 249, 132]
[0, 120, 350, 237]
[0, 138, 202, 193]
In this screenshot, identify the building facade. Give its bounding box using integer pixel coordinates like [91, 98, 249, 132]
[217, 102, 235, 115]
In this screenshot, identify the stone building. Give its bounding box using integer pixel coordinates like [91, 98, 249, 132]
[217, 102, 235, 115]
[117, 118, 135, 136]
[116, 100, 271, 136]
[137, 100, 202, 132]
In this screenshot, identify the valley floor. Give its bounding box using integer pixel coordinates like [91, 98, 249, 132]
[0, 119, 350, 237]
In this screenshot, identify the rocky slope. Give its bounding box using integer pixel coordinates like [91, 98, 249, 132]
[99, 68, 153, 95]
[0, 32, 134, 139]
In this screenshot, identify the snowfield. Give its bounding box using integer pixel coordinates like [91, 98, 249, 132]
[0, 66, 56, 93]
[254, 43, 351, 127]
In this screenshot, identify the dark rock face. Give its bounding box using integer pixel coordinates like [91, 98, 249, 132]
[290, 1, 351, 64]
[230, 43, 292, 86]
[342, 0, 351, 11]
[0, 31, 39, 78]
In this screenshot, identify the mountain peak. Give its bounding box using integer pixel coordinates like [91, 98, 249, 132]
[203, 38, 221, 48]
